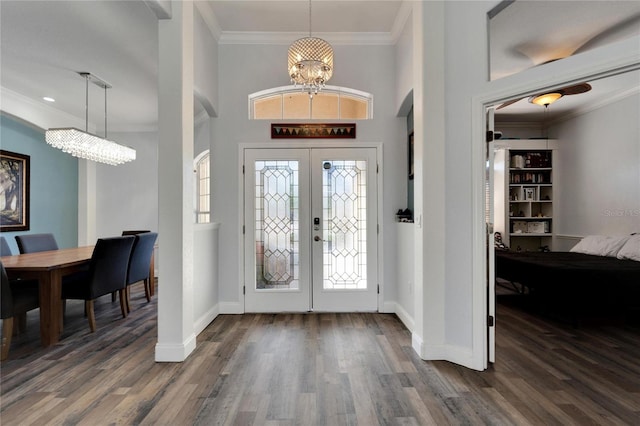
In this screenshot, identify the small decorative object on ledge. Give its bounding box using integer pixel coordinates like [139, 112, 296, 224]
[396, 208, 413, 223]
[271, 123, 356, 139]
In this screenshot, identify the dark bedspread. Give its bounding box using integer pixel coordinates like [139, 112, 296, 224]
[495, 251, 640, 313]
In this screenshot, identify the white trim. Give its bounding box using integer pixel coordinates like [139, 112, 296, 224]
[376, 145, 384, 314]
[194, 222, 220, 231]
[548, 85, 640, 127]
[0, 86, 158, 133]
[393, 303, 415, 333]
[251, 84, 372, 101]
[390, 1, 413, 45]
[381, 301, 396, 314]
[555, 234, 584, 240]
[219, 302, 244, 315]
[193, 304, 220, 336]
[218, 31, 394, 46]
[248, 85, 373, 120]
[471, 101, 488, 371]
[194, 149, 211, 223]
[154, 333, 197, 362]
[411, 332, 423, 357]
[471, 37, 640, 371]
[420, 344, 479, 371]
[238, 141, 383, 314]
[194, 1, 221, 41]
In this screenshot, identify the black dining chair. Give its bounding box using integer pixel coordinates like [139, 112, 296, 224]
[15, 233, 59, 254]
[1, 236, 12, 256]
[122, 230, 151, 236]
[61, 236, 134, 333]
[1, 261, 40, 361]
[123, 232, 158, 312]
[111, 230, 152, 303]
[2, 237, 40, 329]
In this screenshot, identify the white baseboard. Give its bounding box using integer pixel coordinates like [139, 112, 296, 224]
[417, 342, 482, 371]
[155, 333, 197, 362]
[194, 304, 220, 335]
[219, 301, 244, 314]
[393, 303, 415, 333]
[380, 301, 396, 314]
[412, 332, 424, 356]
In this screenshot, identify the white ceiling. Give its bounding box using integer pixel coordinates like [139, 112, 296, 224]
[489, 0, 640, 122]
[1, 1, 639, 131]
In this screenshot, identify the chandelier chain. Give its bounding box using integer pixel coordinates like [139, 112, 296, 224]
[308, 0, 312, 37]
[45, 72, 135, 165]
[287, 0, 333, 97]
[85, 74, 89, 133]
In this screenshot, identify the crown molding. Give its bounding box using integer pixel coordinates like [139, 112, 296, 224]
[218, 31, 395, 46]
[390, 1, 413, 44]
[194, 1, 221, 41]
[0, 87, 158, 134]
[547, 85, 640, 126]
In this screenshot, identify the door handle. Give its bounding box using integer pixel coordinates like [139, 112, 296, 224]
[314, 235, 324, 242]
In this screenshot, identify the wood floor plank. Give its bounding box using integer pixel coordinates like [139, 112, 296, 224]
[2, 285, 639, 425]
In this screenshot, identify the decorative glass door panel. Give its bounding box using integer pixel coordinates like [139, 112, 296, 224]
[244, 148, 377, 312]
[255, 160, 299, 290]
[311, 149, 377, 311]
[321, 160, 368, 290]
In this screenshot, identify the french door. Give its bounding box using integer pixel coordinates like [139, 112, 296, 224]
[243, 148, 378, 312]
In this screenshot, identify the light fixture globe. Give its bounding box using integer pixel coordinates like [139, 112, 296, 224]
[530, 92, 563, 107]
[288, 36, 333, 96]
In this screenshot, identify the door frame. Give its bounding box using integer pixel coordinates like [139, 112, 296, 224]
[471, 54, 640, 369]
[238, 141, 384, 313]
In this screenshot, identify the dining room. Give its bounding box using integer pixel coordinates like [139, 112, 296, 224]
[1, 231, 157, 358]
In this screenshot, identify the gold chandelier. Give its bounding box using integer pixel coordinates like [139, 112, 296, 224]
[287, 0, 333, 97]
[45, 72, 136, 166]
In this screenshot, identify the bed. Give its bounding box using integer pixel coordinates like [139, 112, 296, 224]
[495, 235, 640, 320]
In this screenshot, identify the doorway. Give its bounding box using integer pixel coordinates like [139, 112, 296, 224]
[243, 147, 378, 312]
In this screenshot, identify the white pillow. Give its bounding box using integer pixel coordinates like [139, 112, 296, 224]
[616, 234, 640, 262]
[570, 235, 630, 257]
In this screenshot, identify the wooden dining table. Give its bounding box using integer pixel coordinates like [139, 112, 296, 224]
[1, 246, 94, 347]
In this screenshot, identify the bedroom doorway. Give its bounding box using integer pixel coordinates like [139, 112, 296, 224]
[481, 68, 640, 369]
[243, 147, 379, 313]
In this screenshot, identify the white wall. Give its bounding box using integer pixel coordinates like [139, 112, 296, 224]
[95, 131, 159, 237]
[550, 91, 640, 236]
[194, 7, 218, 117]
[406, 0, 640, 370]
[494, 123, 544, 139]
[212, 42, 405, 311]
[395, 223, 414, 329]
[193, 223, 219, 334]
[395, 10, 413, 115]
[442, 2, 490, 350]
[194, 116, 210, 157]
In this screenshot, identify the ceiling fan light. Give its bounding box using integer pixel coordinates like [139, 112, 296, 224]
[530, 92, 563, 106]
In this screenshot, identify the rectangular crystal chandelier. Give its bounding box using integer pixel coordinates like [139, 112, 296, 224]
[45, 128, 136, 166]
[45, 72, 136, 166]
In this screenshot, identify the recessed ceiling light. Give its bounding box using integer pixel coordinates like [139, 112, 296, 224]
[43, 96, 55, 102]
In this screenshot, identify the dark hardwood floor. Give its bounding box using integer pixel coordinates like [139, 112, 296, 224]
[1, 282, 639, 425]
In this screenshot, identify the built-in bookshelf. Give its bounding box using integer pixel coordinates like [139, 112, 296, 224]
[506, 149, 553, 251]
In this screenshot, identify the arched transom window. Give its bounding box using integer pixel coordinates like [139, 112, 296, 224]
[249, 85, 373, 120]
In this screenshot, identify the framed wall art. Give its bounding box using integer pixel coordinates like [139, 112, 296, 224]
[271, 123, 356, 139]
[0, 150, 30, 232]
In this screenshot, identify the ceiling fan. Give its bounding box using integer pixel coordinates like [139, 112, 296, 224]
[496, 82, 592, 109]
